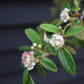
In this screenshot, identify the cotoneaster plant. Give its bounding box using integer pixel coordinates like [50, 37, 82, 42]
[19, 0, 84, 84]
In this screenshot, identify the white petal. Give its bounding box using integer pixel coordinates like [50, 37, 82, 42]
[28, 66, 34, 71]
[64, 8, 69, 12]
[24, 64, 28, 67]
[49, 39, 53, 44]
[64, 19, 67, 23]
[67, 16, 70, 20]
[52, 43, 55, 47]
[56, 36, 60, 39]
[44, 33, 49, 43]
[65, 13, 68, 16]
[32, 62, 36, 66]
[56, 41, 60, 45]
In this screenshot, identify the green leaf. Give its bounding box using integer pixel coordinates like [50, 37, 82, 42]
[28, 74, 35, 84]
[75, 21, 84, 40]
[18, 45, 31, 51]
[69, 11, 73, 17]
[25, 28, 41, 45]
[40, 24, 60, 33]
[65, 26, 83, 36]
[34, 51, 41, 57]
[51, 19, 63, 26]
[70, 36, 84, 48]
[73, 19, 79, 25]
[64, 1, 74, 9]
[23, 68, 28, 84]
[49, 45, 57, 56]
[42, 42, 48, 50]
[41, 57, 57, 72]
[58, 47, 76, 75]
[65, 3, 71, 9]
[63, 45, 76, 55]
[38, 64, 46, 76]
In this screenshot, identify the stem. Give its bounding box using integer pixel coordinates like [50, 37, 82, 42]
[35, 59, 40, 63]
[59, 27, 65, 37]
[33, 48, 44, 54]
[64, 23, 72, 32]
[37, 49, 44, 54]
[75, 10, 79, 15]
[35, 52, 51, 63]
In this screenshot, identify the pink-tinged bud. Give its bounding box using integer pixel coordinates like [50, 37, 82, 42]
[29, 51, 35, 61]
[22, 51, 29, 58]
[29, 51, 34, 56]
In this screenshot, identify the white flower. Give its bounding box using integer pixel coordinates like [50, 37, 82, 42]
[44, 33, 50, 43]
[22, 51, 36, 71]
[49, 34, 64, 49]
[64, 8, 69, 12]
[60, 8, 70, 23]
[38, 44, 42, 48]
[27, 62, 36, 70]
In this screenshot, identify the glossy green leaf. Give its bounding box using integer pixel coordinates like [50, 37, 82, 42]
[23, 68, 28, 84]
[65, 26, 83, 36]
[64, 1, 74, 9]
[38, 64, 46, 76]
[34, 51, 41, 57]
[25, 28, 41, 45]
[42, 42, 48, 50]
[41, 57, 57, 72]
[40, 24, 60, 33]
[58, 47, 76, 75]
[66, 3, 70, 9]
[18, 45, 31, 51]
[49, 45, 57, 56]
[28, 74, 35, 84]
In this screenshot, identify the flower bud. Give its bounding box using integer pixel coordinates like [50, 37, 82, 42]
[33, 43, 37, 47]
[38, 44, 42, 48]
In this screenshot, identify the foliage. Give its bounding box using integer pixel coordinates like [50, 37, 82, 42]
[19, 0, 84, 84]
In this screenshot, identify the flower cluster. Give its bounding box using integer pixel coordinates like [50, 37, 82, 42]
[49, 34, 65, 49]
[44, 33, 65, 49]
[60, 8, 70, 23]
[22, 51, 36, 70]
[20, 0, 84, 84]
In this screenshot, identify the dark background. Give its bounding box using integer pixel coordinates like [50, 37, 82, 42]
[0, 0, 84, 84]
